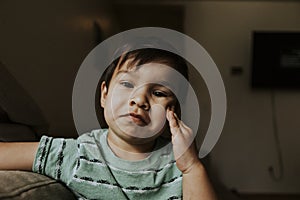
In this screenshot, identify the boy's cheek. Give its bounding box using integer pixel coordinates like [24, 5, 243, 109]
[165, 101, 177, 112]
[110, 89, 131, 101]
[108, 101, 126, 115]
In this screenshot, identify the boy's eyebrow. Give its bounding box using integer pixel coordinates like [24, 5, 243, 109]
[115, 69, 132, 76]
[115, 69, 178, 92]
[117, 71, 172, 85]
[155, 81, 175, 90]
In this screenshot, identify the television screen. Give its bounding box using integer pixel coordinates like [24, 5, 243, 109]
[251, 31, 300, 88]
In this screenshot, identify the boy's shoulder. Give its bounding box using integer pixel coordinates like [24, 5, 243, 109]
[77, 128, 108, 142]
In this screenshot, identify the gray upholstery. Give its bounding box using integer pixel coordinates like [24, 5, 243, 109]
[0, 171, 76, 200]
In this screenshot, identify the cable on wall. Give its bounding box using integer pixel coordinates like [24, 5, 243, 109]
[268, 89, 284, 181]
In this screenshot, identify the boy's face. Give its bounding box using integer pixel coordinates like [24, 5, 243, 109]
[101, 61, 180, 144]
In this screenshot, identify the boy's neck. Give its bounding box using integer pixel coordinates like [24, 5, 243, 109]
[107, 130, 156, 161]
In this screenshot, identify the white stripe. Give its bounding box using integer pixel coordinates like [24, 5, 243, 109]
[73, 177, 118, 189]
[80, 158, 107, 167]
[108, 160, 176, 174]
[79, 155, 176, 175]
[72, 175, 181, 194]
[80, 141, 98, 147]
[122, 176, 182, 194]
[122, 187, 160, 194]
[162, 176, 182, 188]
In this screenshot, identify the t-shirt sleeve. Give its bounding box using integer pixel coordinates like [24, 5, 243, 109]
[32, 135, 78, 185]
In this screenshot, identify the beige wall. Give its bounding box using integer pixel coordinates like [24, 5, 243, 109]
[0, 0, 118, 137]
[185, 0, 300, 193]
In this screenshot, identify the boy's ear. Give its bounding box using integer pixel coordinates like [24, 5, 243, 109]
[100, 81, 108, 108]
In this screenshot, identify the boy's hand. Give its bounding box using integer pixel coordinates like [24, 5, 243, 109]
[167, 109, 218, 199]
[166, 109, 200, 174]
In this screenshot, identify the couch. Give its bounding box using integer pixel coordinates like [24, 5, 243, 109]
[0, 61, 77, 199]
[0, 171, 76, 200]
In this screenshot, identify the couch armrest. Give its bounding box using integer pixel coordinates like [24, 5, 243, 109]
[0, 171, 76, 200]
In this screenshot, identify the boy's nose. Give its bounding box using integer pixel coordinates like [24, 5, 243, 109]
[129, 89, 150, 110]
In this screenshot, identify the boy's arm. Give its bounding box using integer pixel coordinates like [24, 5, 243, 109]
[181, 152, 218, 200]
[166, 110, 218, 200]
[0, 142, 39, 171]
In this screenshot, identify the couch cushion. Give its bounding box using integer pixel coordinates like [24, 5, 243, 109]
[0, 171, 76, 200]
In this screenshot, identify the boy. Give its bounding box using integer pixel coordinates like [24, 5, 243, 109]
[0, 45, 217, 199]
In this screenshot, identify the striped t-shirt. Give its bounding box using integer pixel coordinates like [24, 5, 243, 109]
[33, 129, 183, 200]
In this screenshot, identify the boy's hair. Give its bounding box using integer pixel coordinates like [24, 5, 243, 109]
[102, 48, 189, 91]
[96, 43, 189, 132]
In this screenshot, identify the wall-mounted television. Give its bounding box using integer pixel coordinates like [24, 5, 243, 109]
[251, 31, 300, 88]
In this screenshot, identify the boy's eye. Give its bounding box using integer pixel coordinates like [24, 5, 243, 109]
[153, 90, 168, 97]
[120, 81, 134, 88]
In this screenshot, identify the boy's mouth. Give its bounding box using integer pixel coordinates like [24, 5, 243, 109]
[120, 113, 150, 126]
[130, 112, 150, 126]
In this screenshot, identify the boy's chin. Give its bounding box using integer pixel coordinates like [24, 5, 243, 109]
[114, 128, 164, 145]
[116, 124, 164, 139]
[124, 137, 154, 146]
[122, 131, 161, 144]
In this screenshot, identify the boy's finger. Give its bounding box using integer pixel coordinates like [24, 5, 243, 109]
[171, 113, 193, 133]
[166, 109, 179, 129]
[178, 120, 190, 131]
[169, 114, 178, 128]
[166, 109, 173, 122]
[171, 112, 185, 131]
[173, 112, 180, 121]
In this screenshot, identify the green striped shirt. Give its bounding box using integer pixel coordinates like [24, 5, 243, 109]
[33, 129, 182, 200]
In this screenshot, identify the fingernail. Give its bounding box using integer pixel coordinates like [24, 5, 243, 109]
[173, 112, 178, 119]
